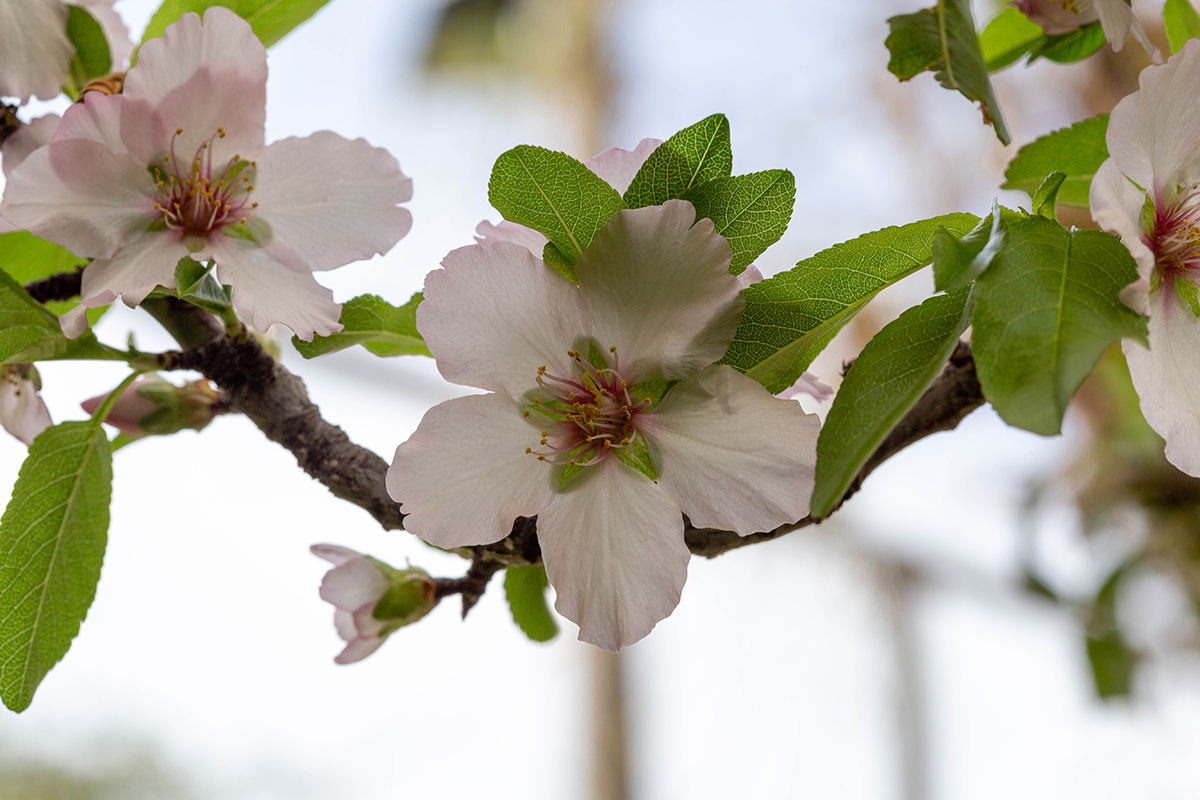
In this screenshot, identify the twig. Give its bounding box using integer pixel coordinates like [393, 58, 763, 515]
[24, 268, 83, 303]
[0, 104, 18, 147]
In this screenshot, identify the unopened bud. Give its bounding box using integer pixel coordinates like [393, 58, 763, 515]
[81, 374, 223, 438]
[0, 364, 52, 446]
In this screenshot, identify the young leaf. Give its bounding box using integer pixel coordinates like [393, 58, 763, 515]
[504, 565, 558, 643]
[0, 420, 114, 712]
[293, 293, 430, 358]
[932, 203, 1023, 292]
[139, 0, 332, 51]
[1031, 171, 1067, 220]
[1085, 565, 1137, 698]
[979, 8, 1045, 71]
[488, 145, 624, 266]
[174, 257, 232, 314]
[972, 217, 1147, 435]
[1001, 115, 1109, 208]
[65, 5, 112, 90]
[721, 213, 980, 393]
[1164, 0, 1200, 53]
[1031, 21, 1106, 63]
[681, 170, 795, 274]
[623, 114, 733, 208]
[810, 286, 973, 517]
[885, 0, 1011, 145]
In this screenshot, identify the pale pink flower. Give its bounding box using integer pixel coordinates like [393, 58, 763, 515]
[1090, 39, 1200, 475]
[80, 374, 220, 438]
[0, 0, 131, 103]
[388, 200, 819, 651]
[1012, 0, 1161, 62]
[777, 372, 834, 404]
[311, 544, 437, 664]
[0, 112, 59, 233]
[0, 7, 413, 341]
[0, 364, 51, 445]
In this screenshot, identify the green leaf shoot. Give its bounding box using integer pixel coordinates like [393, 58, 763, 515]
[1031, 171, 1067, 220]
[932, 202, 1013, 292]
[1001, 115, 1109, 208]
[1164, 0, 1200, 53]
[139, 0, 332, 52]
[623, 113, 733, 208]
[721, 213, 980, 393]
[0, 419, 114, 712]
[681, 170, 795, 274]
[885, 0, 1011, 145]
[488, 145, 625, 266]
[971, 217, 1147, 435]
[503, 565, 558, 643]
[293, 293, 430, 359]
[810, 286, 973, 517]
[1031, 21, 1106, 63]
[174, 257, 233, 315]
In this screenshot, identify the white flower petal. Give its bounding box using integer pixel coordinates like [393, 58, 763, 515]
[124, 7, 267, 107]
[1, 113, 59, 178]
[576, 199, 742, 382]
[1090, 157, 1154, 281]
[0, 366, 52, 446]
[1125, 288, 1200, 477]
[319, 559, 389, 612]
[149, 64, 264, 166]
[474, 219, 548, 256]
[79, 229, 189, 309]
[776, 371, 834, 403]
[334, 635, 385, 665]
[1105, 39, 1200, 192]
[208, 237, 342, 340]
[538, 457, 688, 652]
[58, 289, 115, 339]
[583, 137, 662, 194]
[0, 0, 73, 102]
[311, 543, 362, 568]
[639, 365, 818, 535]
[736, 264, 764, 290]
[332, 608, 356, 642]
[253, 132, 412, 272]
[388, 392, 556, 548]
[418, 242, 591, 395]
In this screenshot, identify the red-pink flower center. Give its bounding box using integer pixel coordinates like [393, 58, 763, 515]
[151, 127, 257, 236]
[525, 347, 650, 467]
[1148, 183, 1200, 278]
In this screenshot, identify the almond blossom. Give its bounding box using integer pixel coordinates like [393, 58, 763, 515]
[1091, 39, 1200, 475]
[387, 199, 819, 651]
[0, 363, 51, 445]
[1012, 0, 1161, 62]
[0, 0, 132, 103]
[311, 544, 438, 664]
[0, 7, 413, 341]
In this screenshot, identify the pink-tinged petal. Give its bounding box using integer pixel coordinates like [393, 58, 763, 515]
[1012, 0, 1098, 34]
[1092, 0, 1161, 61]
[0, 0, 72, 102]
[418, 242, 591, 395]
[474, 219, 548, 256]
[538, 457, 688, 652]
[252, 132, 412, 272]
[351, 603, 389, 638]
[311, 543, 362, 568]
[80, 375, 160, 437]
[736, 264, 764, 290]
[150, 64, 264, 166]
[583, 138, 662, 194]
[1, 144, 152, 259]
[1105, 39, 1200, 192]
[76, 0, 134, 67]
[58, 289, 115, 339]
[332, 608, 356, 642]
[0, 216, 15, 235]
[776, 371, 834, 403]
[576, 199, 742, 383]
[1, 113, 59, 177]
[0, 366, 52, 446]
[334, 635, 385, 665]
[1090, 158, 1155, 290]
[79, 229, 189, 310]
[206, 237, 341, 340]
[1125, 288, 1200, 477]
[124, 7, 267, 106]
[639, 365, 818, 535]
[388, 393, 556, 548]
[319, 559, 389, 612]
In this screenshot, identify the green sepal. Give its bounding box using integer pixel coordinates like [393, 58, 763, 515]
[1177, 278, 1200, 317]
[614, 435, 657, 481]
[628, 379, 671, 410]
[586, 341, 610, 370]
[559, 461, 586, 486]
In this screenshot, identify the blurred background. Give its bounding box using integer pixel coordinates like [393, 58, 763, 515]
[2, 0, 1200, 797]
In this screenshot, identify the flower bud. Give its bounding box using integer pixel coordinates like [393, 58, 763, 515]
[81, 374, 222, 438]
[1012, 0, 1098, 35]
[0, 364, 52, 445]
[311, 544, 439, 664]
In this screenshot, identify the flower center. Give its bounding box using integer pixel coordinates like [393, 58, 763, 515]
[525, 347, 650, 467]
[151, 127, 258, 236]
[1148, 183, 1200, 279]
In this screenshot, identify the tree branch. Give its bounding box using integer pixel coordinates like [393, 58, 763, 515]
[0, 104, 18, 148]
[24, 268, 83, 303]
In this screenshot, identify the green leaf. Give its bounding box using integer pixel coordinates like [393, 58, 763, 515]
[1031, 21, 1106, 63]
[139, 0, 332, 51]
[1085, 565, 1137, 698]
[174, 257, 232, 314]
[488, 145, 625, 266]
[503, 565, 558, 643]
[721, 213, 980, 393]
[0, 420, 113, 712]
[293, 293, 429, 358]
[971, 217, 1147, 435]
[0, 269, 70, 364]
[1032, 171, 1067, 220]
[1164, 0, 1200, 53]
[810, 286, 973, 517]
[542, 242, 576, 282]
[979, 8, 1045, 71]
[1001, 114, 1109, 208]
[65, 5, 112, 90]
[681, 170, 795, 274]
[885, 0, 1011, 145]
[932, 202, 1013, 292]
[623, 114, 733, 208]
[0, 231, 90, 319]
